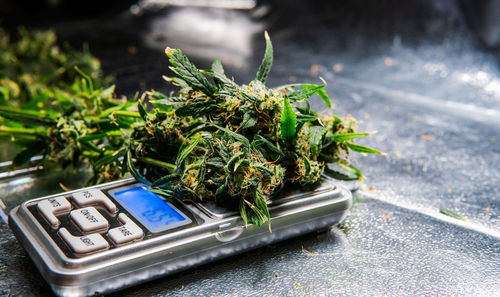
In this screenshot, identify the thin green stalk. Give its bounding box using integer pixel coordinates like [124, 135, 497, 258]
[138, 157, 176, 172]
[0, 126, 45, 136]
[112, 110, 141, 118]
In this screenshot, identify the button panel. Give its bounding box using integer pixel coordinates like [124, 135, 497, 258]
[108, 214, 144, 245]
[70, 207, 109, 233]
[29, 186, 195, 258]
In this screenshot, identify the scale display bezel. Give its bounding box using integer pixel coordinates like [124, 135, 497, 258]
[108, 184, 192, 233]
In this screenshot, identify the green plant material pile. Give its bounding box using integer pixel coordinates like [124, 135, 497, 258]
[0, 30, 382, 227]
[0, 27, 109, 109]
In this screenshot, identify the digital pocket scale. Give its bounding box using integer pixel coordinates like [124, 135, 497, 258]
[8, 176, 351, 297]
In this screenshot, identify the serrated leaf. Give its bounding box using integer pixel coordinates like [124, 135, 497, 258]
[213, 124, 251, 149]
[165, 47, 216, 98]
[308, 126, 327, 156]
[225, 151, 244, 172]
[255, 31, 273, 84]
[303, 84, 331, 108]
[254, 165, 274, 179]
[206, 157, 225, 168]
[296, 106, 318, 116]
[176, 137, 202, 168]
[234, 158, 249, 172]
[287, 85, 324, 103]
[212, 60, 238, 89]
[296, 113, 318, 132]
[280, 94, 296, 143]
[175, 101, 214, 117]
[253, 134, 284, 157]
[346, 142, 384, 154]
[238, 112, 258, 131]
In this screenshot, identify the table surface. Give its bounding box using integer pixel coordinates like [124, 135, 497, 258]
[0, 1, 499, 296]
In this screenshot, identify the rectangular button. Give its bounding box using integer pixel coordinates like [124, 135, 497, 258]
[70, 207, 108, 233]
[59, 228, 109, 254]
[37, 197, 72, 228]
[108, 213, 144, 245]
[72, 189, 117, 214]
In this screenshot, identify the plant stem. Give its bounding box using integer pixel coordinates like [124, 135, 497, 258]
[0, 126, 45, 136]
[112, 111, 141, 118]
[138, 157, 176, 172]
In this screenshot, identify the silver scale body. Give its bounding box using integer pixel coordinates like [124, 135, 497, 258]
[8, 176, 351, 297]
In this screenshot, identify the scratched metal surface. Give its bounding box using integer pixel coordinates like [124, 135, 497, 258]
[1, 0, 499, 296]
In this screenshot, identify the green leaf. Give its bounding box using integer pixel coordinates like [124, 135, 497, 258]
[213, 124, 251, 149]
[225, 151, 245, 172]
[296, 106, 318, 116]
[78, 134, 107, 142]
[151, 174, 180, 188]
[287, 85, 324, 103]
[331, 132, 372, 142]
[212, 60, 238, 89]
[346, 142, 384, 154]
[165, 47, 216, 98]
[0, 106, 57, 126]
[234, 158, 249, 172]
[336, 162, 363, 180]
[245, 200, 267, 227]
[94, 153, 120, 168]
[206, 157, 225, 168]
[126, 150, 151, 185]
[176, 137, 202, 168]
[254, 183, 271, 231]
[296, 113, 318, 132]
[74, 66, 94, 92]
[280, 94, 296, 143]
[253, 134, 284, 157]
[303, 84, 331, 108]
[324, 167, 358, 181]
[137, 99, 148, 121]
[238, 112, 258, 131]
[255, 31, 273, 84]
[273, 83, 331, 108]
[439, 207, 466, 221]
[308, 126, 327, 156]
[175, 101, 214, 117]
[239, 198, 248, 225]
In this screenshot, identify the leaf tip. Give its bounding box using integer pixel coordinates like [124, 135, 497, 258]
[319, 76, 327, 86]
[264, 30, 270, 41]
[164, 47, 175, 56]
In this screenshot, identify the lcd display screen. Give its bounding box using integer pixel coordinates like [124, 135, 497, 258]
[110, 185, 191, 233]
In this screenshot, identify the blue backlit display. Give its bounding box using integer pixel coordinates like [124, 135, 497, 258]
[111, 185, 191, 233]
